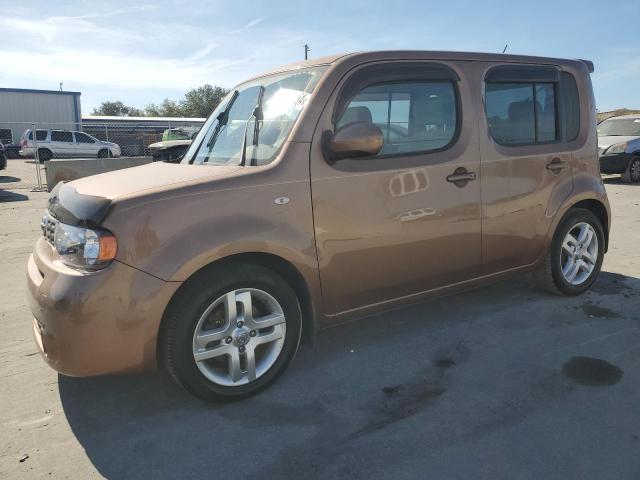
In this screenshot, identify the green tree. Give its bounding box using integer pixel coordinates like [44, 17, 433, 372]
[95, 84, 229, 118]
[92, 101, 143, 116]
[181, 85, 229, 118]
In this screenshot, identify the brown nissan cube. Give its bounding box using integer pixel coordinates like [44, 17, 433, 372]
[27, 51, 610, 402]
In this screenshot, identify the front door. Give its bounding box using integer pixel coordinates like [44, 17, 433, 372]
[310, 61, 482, 315]
[74, 132, 99, 157]
[479, 65, 576, 273]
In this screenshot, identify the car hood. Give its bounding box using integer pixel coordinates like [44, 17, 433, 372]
[70, 162, 242, 200]
[598, 135, 639, 149]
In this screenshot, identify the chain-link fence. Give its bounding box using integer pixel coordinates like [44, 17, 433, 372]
[0, 119, 205, 160]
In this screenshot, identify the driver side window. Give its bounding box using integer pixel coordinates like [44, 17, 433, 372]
[335, 81, 457, 157]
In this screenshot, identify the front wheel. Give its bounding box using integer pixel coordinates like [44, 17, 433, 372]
[532, 208, 605, 295]
[159, 264, 302, 402]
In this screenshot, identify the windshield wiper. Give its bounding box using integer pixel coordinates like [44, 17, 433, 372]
[199, 90, 239, 163]
[239, 86, 265, 167]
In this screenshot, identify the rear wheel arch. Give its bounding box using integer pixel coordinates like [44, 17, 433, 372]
[159, 252, 316, 351]
[569, 199, 609, 251]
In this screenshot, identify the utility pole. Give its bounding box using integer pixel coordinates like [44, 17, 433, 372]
[304, 44, 310, 60]
[59, 82, 63, 91]
[502, 44, 508, 54]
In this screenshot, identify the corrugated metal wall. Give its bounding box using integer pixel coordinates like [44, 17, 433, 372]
[0, 90, 81, 143]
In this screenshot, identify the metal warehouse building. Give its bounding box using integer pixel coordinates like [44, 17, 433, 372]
[0, 87, 82, 144]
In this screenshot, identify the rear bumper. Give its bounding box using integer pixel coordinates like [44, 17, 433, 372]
[26, 237, 181, 376]
[599, 152, 630, 174]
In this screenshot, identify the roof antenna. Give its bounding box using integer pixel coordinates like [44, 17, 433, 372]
[502, 44, 508, 54]
[304, 44, 310, 60]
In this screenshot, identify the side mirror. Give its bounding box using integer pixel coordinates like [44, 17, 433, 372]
[322, 122, 383, 162]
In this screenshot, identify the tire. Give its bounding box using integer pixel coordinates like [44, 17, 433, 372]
[37, 149, 52, 162]
[97, 149, 110, 159]
[622, 156, 640, 183]
[532, 208, 605, 296]
[159, 263, 302, 402]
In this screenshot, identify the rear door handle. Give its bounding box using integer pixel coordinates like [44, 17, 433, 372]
[546, 158, 569, 172]
[446, 167, 477, 187]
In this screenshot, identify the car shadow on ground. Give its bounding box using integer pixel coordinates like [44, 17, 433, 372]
[603, 176, 639, 186]
[0, 176, 21, 183]
[58, 271, 640, 479]
[0, 189, 28, 202]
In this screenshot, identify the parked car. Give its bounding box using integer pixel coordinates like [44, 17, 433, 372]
[0, 144, 6, 170]
[2, 143, 21, 159]
[597, 114, 640, 183]
[148, 127, 199, 161]
[148, 139, 192, 162]
[19, 129, 121, 161]
[27, 51, 609, 403]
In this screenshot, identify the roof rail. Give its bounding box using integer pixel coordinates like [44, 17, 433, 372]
[579, 59, 594, 73]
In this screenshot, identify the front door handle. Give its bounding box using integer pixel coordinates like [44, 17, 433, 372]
[546, 158, 569, 173]
[446, 167, 477, 187]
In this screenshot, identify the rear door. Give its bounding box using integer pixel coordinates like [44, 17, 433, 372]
[479, 64, 577, 273]
[310, 61, 482, 315]
[50, 131, 76, 158]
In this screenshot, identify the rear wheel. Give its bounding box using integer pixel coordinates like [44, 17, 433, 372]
[532, 208, 604, 295]
[622, 156, 640, 183]
[37, 148, 52, 162]
[159, 264, 302, 402]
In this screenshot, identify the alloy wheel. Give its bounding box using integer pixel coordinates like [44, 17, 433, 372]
[192, 288, 286, 386]
[560, 222, 598, 285]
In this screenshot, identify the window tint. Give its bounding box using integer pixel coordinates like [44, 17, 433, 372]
[75, 132, 95, 143]
[28, 130, 48, 141]
[51, 131, 73, 142]
[485, 82, 557, 145]
[561, 72, 580, 141]
[336, 81, 457, 156]
[486, 83, 535, 145]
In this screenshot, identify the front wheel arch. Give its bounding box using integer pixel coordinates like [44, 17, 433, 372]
[158, 253, 316, 353]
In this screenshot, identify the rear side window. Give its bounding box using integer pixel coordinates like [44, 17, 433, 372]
[27, 130, 48, 141]
[485, 82, 557, 145]
[51, 131, 73, 142]
[336, 81, 457, 157]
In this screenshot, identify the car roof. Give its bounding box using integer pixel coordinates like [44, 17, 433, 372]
[249, 50, 591, 80]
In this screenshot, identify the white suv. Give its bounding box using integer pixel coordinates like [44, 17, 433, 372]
[19, 129, 121, 161]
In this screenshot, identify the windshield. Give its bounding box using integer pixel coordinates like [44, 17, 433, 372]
[597, 118, 640, 137]
[184, 66, 327, 166]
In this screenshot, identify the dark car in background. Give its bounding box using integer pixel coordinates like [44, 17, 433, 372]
[597, 114, 640, 183]
[0, 129, 20, 159]
[0, 144, 6, 171]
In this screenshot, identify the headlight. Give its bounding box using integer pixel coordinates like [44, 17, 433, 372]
[54, 222, 117, 271]
[606, 142, 627, 154]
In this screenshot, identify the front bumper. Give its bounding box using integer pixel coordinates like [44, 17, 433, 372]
[26, 237, 180, 376]
[599, 152, 630, 175]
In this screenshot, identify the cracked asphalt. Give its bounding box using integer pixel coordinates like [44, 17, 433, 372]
[1, 160, 639, 479]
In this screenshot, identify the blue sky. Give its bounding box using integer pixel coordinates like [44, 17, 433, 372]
[0, 0, 638, 114]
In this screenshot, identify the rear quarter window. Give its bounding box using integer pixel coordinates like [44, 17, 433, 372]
[560, 72, 580, 142]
